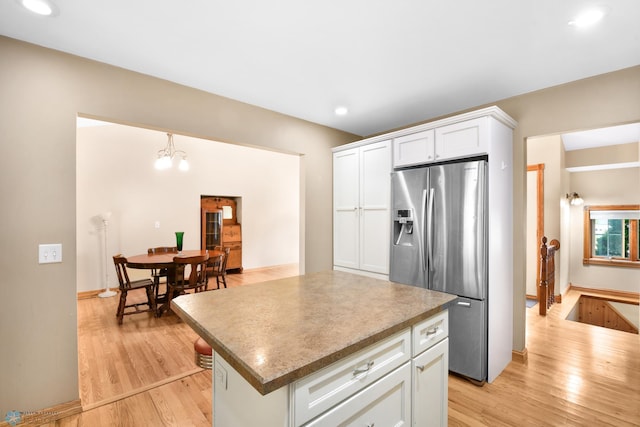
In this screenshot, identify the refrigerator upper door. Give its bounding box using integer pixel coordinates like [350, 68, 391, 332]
[429, 160, 487, 299]
[389, 167, 429, 288]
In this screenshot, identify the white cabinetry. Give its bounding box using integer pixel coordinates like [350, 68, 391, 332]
[306, 362, 411, 426]
[413, 339, 449, 427]
[212, 309, 449, 427]
[394, 130, 435, 168]
[333, 140, 391, 278]
[412, 311, 449, 427]
[435, 117, 488, 160]
[293, 330, 411, 425]
[393, 117, 490, 169]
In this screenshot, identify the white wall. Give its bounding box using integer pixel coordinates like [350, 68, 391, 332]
[77, 123, 300, 292]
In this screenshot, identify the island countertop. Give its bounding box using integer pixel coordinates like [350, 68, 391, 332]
[171, 270, 456, 395]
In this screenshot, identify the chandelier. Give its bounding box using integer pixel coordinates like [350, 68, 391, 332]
[154, 133, 189, 171]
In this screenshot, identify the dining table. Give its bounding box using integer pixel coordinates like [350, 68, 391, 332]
[126, 249, 223, 316]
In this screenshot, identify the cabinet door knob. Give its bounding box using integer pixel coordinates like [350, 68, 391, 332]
[416, 365, 426, 372]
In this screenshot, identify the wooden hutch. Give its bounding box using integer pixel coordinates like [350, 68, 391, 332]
[201, 196, 242, 272]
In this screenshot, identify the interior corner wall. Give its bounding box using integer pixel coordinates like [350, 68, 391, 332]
[0, 36, 357, 416]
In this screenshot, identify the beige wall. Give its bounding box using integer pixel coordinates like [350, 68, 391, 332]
[526, 135, 567, 296]
[1, 33, 639, 413]
[569, 167, 640, 292]
[566, 142, 639, 168]
[0, 36, 356, 414]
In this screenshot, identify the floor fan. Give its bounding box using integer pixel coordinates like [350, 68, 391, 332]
[98, 211, 117, 298]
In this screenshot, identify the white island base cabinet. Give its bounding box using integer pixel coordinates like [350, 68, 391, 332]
[212, 310, 449, 427]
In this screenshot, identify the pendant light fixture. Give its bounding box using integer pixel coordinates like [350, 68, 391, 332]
[154, 133, 189, 171]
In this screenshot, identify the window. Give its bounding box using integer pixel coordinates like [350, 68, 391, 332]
[583, 205, 640, 268]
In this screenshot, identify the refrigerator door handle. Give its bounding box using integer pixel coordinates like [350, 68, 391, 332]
[457, 301, 472, 307]
[427, 187, 434, 271]
[419, 189, 427, 272]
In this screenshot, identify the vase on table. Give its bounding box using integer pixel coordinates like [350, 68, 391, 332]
[175, 231, 184, 254]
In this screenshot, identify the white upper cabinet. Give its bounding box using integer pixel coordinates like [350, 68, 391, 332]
[393, 129, 435, 168]
[435, 117, 488, 160]
[391, 106, 514, 169]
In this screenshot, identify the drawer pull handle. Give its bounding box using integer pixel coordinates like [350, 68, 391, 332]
[426, 326, 439, 336]
[366, 424, 375, 427]
[353, 360, 374, 376]
[416, 364, 426, 372]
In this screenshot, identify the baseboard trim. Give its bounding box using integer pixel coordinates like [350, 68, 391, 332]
[77, 289, 116, 300]
[0, 399, 82, 426]
[512, 347, 528, 364]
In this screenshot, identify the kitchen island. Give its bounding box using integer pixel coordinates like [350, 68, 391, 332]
[172, 270, 456, 426]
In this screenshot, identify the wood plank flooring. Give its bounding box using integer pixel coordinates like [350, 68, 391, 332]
[39, 271, 639, 426]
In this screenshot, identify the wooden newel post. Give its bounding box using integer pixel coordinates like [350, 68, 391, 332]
[539, 237, 548, 315]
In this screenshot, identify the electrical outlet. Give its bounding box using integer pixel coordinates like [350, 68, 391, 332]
[39, 244, 62, 264]
[154, 221, 160, 229]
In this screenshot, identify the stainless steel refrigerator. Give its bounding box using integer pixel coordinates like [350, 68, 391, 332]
[390, 159, 488, 382]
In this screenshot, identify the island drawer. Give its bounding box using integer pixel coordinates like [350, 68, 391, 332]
[292, 329, 411, 426]
[304, 361, 411, 426]
[412, 309, 448, 357]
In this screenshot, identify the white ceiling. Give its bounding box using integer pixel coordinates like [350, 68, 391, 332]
[1, 1, 639, 138]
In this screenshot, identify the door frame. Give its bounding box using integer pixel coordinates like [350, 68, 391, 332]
[527, 164, 545, 300]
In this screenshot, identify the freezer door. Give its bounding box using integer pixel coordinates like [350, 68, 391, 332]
[390, 167, 429, 288]
[448, 297, 487, 382]
[429, 160, 487, 300]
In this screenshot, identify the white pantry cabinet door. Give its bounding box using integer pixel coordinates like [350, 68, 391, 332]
[333, 148, 360, 270]
[359, 140, 391, 274]
[413, 338, 449, 427]
[333, 140, 391, 274]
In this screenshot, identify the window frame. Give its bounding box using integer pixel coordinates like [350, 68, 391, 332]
[583, 204, 640, 268]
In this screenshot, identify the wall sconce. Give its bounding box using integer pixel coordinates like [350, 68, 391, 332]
[566, 192, 584, 206]
[154, 133, 189, 171]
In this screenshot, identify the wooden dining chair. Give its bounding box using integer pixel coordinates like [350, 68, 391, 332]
[113, 254, 157, 324]
[210, 246, 231, 289]
[163, 253, 210, 315]
[147, 246, 178, 301]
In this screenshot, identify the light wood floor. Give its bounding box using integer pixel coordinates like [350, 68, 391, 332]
[40, 271, 639, 426]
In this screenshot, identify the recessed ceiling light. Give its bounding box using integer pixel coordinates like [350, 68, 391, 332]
[18, 0, 56, 16]
[568, 7, 606, 28]
[334, 106, 349, 116]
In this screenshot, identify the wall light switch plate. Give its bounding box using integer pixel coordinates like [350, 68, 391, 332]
[39, 244, 62, 264]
